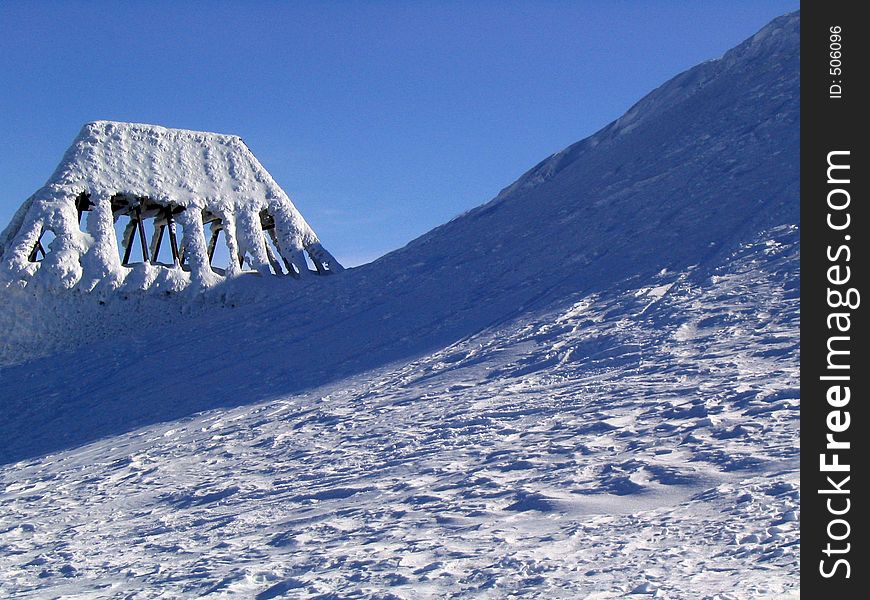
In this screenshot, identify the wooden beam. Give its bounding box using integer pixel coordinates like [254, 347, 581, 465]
[135, 206, 149, 263]
[28, 237, 46, 262]
[121, 221, 135, 266]
[207, 227, 220, 264]
[262, 237, 282, 275]
[151, 224, 165, 263]
[267, 228, 294, 276]
[166, 208, 180, 266]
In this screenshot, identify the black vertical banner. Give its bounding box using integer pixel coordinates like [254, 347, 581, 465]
[802, 3, 866, 596]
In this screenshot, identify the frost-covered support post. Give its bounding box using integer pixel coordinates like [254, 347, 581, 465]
[32, 195, 88, 289]
[234, 206, 272, 275]
[270, 203, 313, 278]
[306, 242, 344, 274]
[0, 208, 44, 279]
[265, 228, 289, 275]
[0, 197, 36, 263]
[217, 210, 242, 276]
[79, 192, 124, 290]
[176, 205, 218, 286]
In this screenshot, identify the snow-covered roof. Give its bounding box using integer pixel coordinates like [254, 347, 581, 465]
[0, 121, 342, 292]
[47, 121, 296, 209]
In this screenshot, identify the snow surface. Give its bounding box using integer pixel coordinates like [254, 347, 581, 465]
[0, 11, 799, 599]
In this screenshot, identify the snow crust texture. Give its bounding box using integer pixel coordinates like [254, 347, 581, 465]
[0, 226, 800, 598]
[0, 121, 342, 297]
[0, 11, 799, 599]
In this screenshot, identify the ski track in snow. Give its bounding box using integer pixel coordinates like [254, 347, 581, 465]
[0, 227, 799, 599]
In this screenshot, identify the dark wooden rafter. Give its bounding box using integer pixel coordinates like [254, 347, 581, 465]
[135, 205, 150, 264]
[28, 235, 47, 262]
[207, 227, 221, 264]
[201, 210, 222, 267]
[264, 228, 287, 275]
[75, 193, 93, 225]
[120, 202, 152, 266]
[121, 218, 136, 266]
[114, 197, 188, 266]
[148, 207, 181, 266]
[259, 210, 276, 231]
[266, 227, 299, 279]
[259, 209, 304, 277]
[258, 208, 325, 276]
[150, 223, 166, 263]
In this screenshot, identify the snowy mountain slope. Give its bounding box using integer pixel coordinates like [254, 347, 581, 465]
[1, 12, 799, 598]
[0, 224, 799, 597]
[0, 12, 798, 465]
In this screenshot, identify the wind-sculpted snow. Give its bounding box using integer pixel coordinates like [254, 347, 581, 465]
[1, 11, 799, 598]
[0, 225, 799, 597]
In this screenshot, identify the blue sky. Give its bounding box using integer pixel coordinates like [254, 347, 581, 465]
[0, 1, 798, 266]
